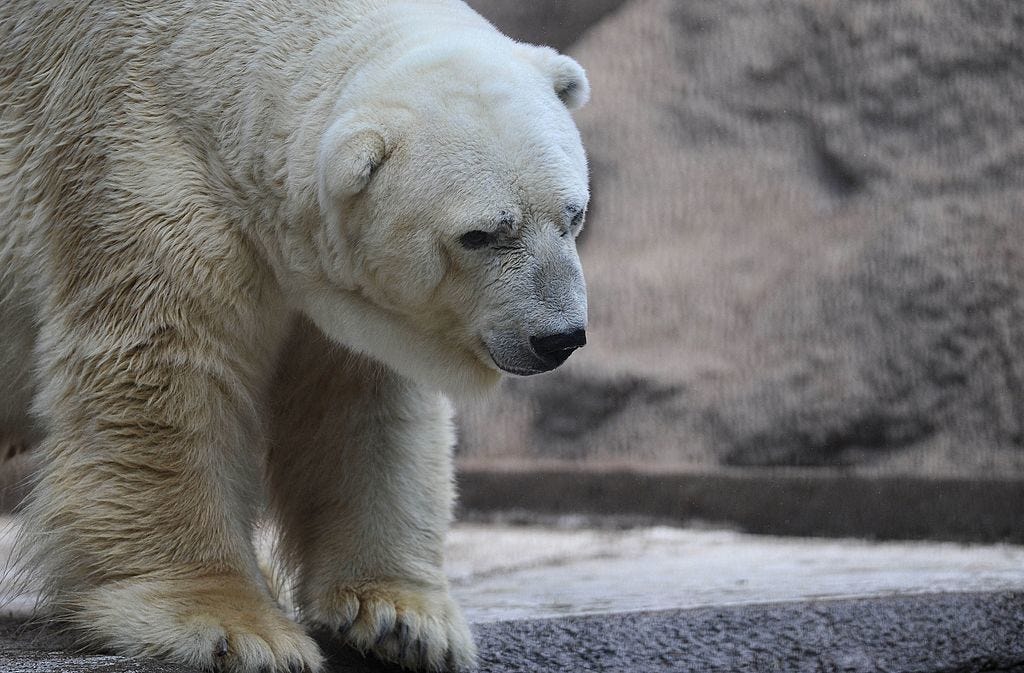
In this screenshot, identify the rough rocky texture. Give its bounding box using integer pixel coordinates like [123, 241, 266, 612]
[474, 592, 1024, 673]
[459, 0, 1024, 476]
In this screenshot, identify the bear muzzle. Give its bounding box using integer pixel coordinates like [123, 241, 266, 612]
[486, 327, 586, 376]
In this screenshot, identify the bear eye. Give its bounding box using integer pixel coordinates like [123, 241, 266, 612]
[459, 230, 496, 250]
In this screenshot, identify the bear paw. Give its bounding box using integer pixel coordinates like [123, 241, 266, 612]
[75, 575, 324, 672]
[310, 580, 476, 672]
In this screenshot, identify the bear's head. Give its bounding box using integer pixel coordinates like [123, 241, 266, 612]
[300, 32, 591, 398]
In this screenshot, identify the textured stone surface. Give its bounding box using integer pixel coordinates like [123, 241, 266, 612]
[473, 593, 1024, 673]
[459, 0, 1024, 476]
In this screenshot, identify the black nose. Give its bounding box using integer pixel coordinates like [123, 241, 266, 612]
[530, 328, 587, 368]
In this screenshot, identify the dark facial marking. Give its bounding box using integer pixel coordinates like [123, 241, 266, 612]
[566, 203, 586, 230]
[459, 230, 496, 250]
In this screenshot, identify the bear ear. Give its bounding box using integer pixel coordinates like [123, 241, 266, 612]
[317, 117, 388, 208]
[527, 47, 590, 110]
[549, 54, 590, 109]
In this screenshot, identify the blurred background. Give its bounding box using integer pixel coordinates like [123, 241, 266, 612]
[455, 0, 1024, 540]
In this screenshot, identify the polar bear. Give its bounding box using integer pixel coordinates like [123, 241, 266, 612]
[0, 1, 590, 671]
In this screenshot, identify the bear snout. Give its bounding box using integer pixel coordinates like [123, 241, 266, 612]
[485, 326, 586, 376]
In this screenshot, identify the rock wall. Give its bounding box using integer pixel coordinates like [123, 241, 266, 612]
[460, 0, 1024, 476]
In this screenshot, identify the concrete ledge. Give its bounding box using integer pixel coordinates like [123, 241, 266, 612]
[447, 524, 1024, 623]
[457, 466, 1024, 542]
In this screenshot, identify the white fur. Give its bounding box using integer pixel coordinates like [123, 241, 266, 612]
[0, 1, 589, 671]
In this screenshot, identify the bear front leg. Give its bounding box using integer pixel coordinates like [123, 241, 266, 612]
[22, 267, 322, 673]
[267, 321, 475, 672]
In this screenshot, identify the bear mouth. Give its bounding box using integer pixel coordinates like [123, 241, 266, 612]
[497, 362, 548, 376]
[487, 351, 547, 376]
[486, 346, 563, 377]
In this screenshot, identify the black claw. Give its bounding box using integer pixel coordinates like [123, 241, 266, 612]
[214, 637, 229, 658]
[396, 623, 411, 659]
[444, 650, 461, 673]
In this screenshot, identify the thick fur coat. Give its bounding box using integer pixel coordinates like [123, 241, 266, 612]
[0, 0, 590, 671]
